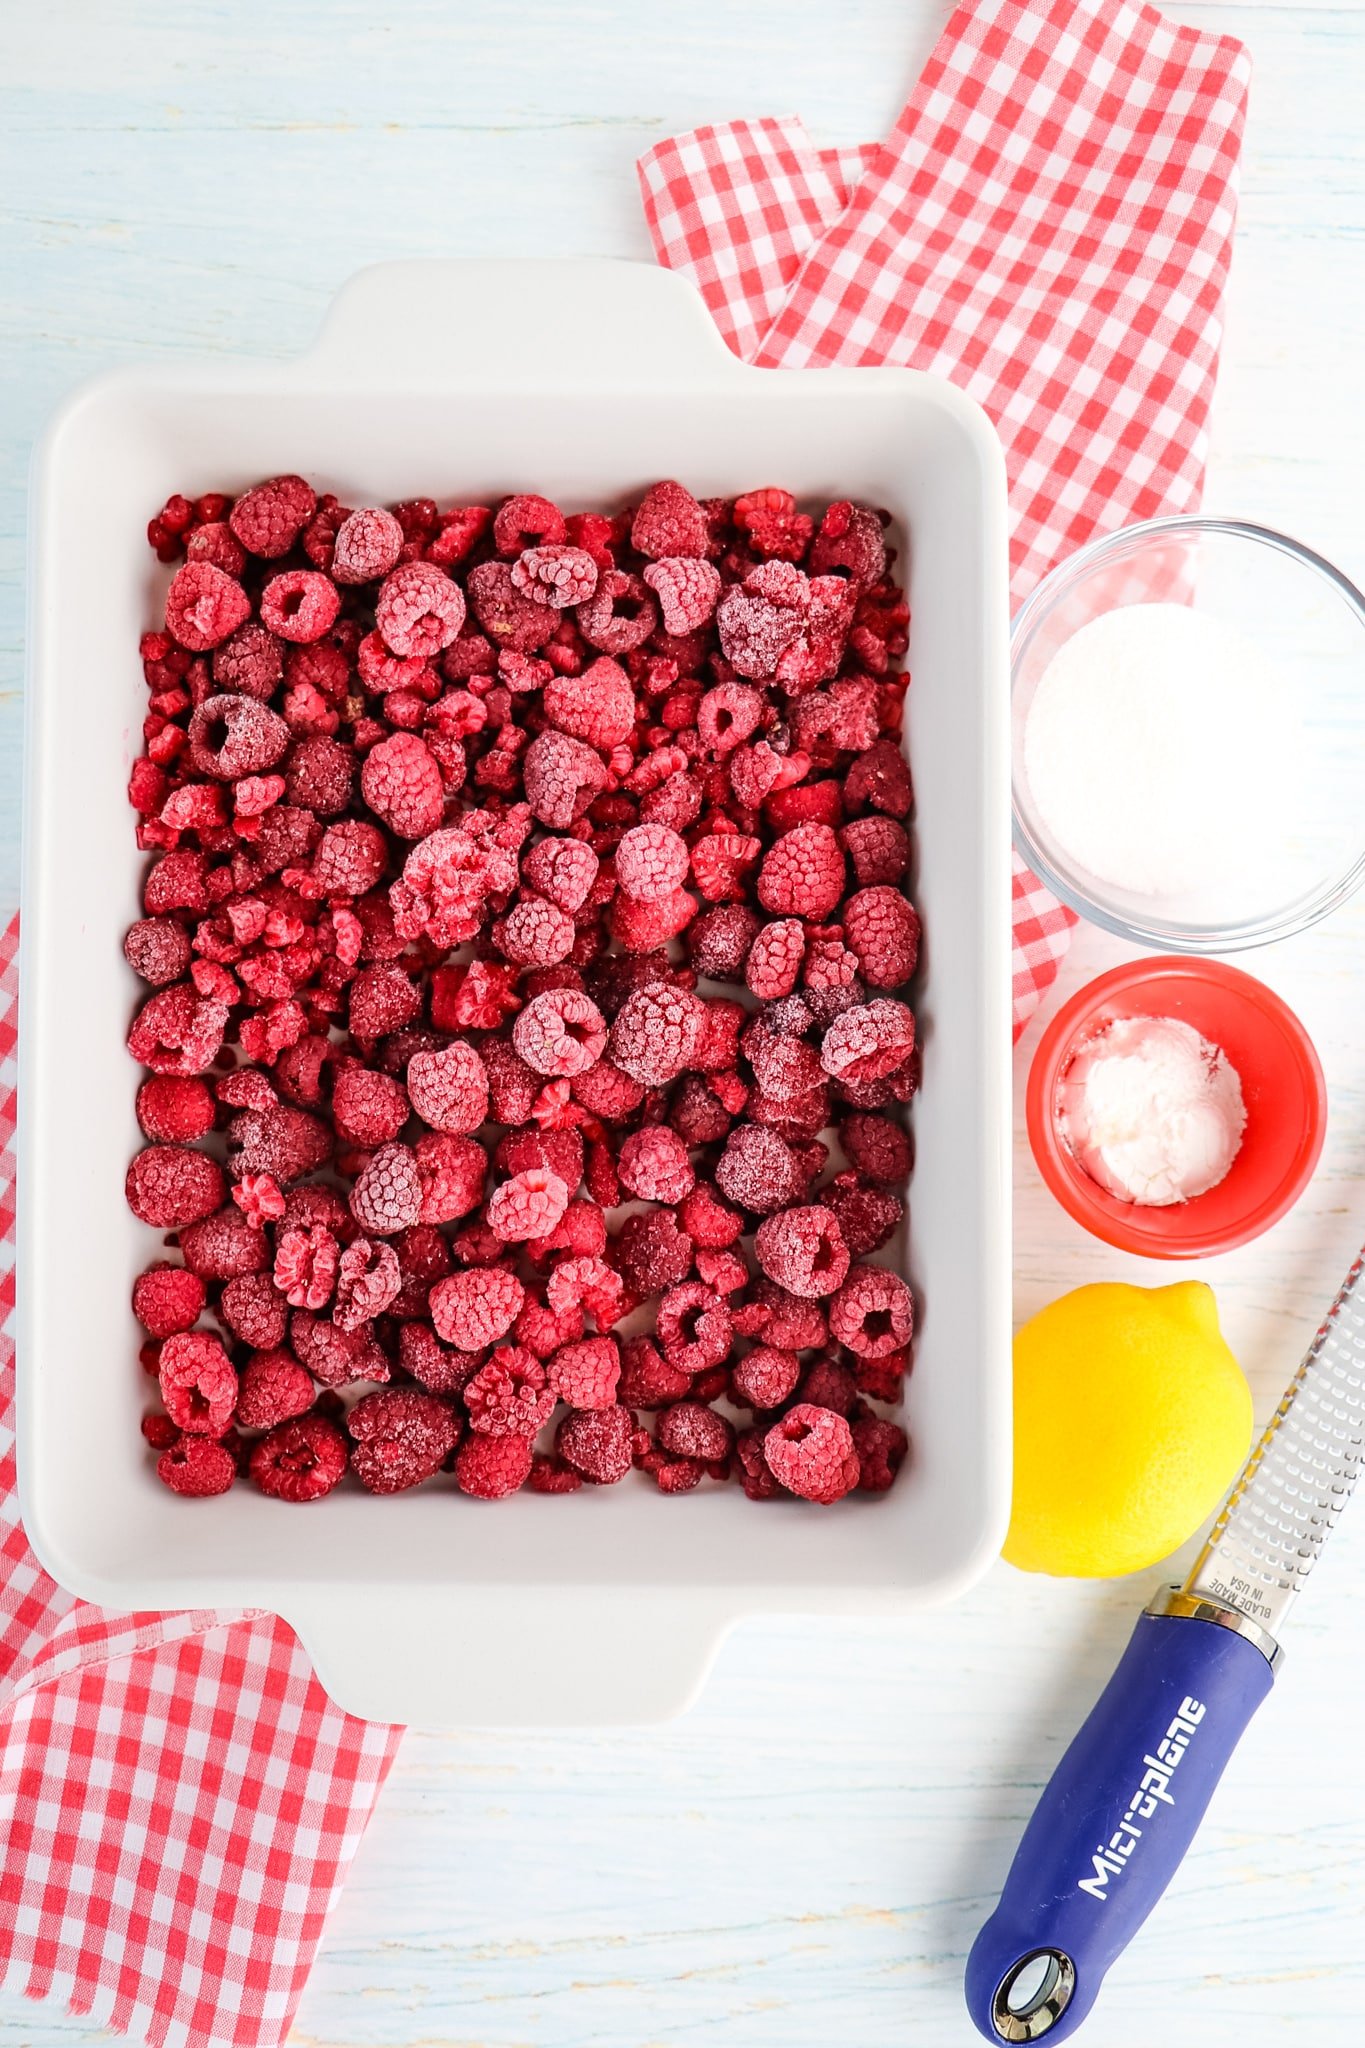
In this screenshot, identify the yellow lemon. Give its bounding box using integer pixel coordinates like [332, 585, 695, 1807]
[1005, 1281, 1253, 1578]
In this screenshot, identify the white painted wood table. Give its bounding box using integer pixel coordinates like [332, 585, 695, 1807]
[4, 2, 1365, 2042]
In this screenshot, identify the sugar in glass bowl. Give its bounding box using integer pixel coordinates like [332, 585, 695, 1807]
[1011, 516, 1365, 951]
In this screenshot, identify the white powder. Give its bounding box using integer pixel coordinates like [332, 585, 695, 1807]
[1057, 1014, 1246, 1207]
[1023, 603, 1299, 901]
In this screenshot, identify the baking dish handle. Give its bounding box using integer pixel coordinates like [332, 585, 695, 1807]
[307, 258, 739, 386]
[286, 1584, 731, 1730]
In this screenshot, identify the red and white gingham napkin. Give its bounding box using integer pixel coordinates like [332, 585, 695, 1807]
[639, 0, 1251, 1036]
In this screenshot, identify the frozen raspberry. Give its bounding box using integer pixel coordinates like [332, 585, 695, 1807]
[676, 1184, 740, 1252]
[143, 849, 209, 917]
[512, 987, 606, 1079]
[820, 1174, 904, 1258]
[730, 1344, 800, 1411]
[686, 905, 759, 983]
[614, 1210, 694, 1299]
[415, 1131, 486, 1223]
[125, 1145, 225, 1229]
[164, 562, 251, 652]
[273, 1225, 340, 1310]
[156, 1434, 237, 1497]
[511, 544, 598, 610]
[284, 734, 355, 822]
[529, 1454, 583, 1493]
[614, 823, 689, 904]
[809, 499, 886, 587]
[127, 984, 228, 1076]
[259, 570, 341, 645]
[733, 487, 813, 562]
[616, 1334, 689, 1410]
[232, 1172, 286, 1229]
[853, 1416, 909, 1493]
[523, 728, 609, 829]
[495, 894, 575, 969]
[557, 1402, 634, 1484]
[347, 1387, 458, 1494]
[332, 506, 405, 584]
[175, 1207, 266, 1286]
[349, 965, 421, 1040]
[631, 480, 709, 560]
[838, 1113, 912, 1185]
[754, 1206, 850, 1299]
[540, 663, 634, 758]
[758, 1404, 855, 1508]
[842, 887, 920, 989]
[546, 1334, 621, 1410]
[430, 1266, 525, 1349]
[656, 1282, 731, 1375]
[360, 732, 446, 839]
[228, 1105, 331, 1183]
[714, 1125, 801, 1215]
[235, 1349, 316, 1431]
[456, 1431, 533, 1499]
[617, 1127, 694, 1204]
[333, 1237, 401, 1331]
[657, 1400, 733, 1462]
[405, 1043, 489, 1135]
[430, 959, 521, 1033]
[514, 1296, 584, 1363]
[291, 1309, 389, 1388]
[159, 1330, 237, 1435]
[375, 561, 466, 657]
[250, 1413, 348, 1501]
[694, 682, 759, 758]
[331, 1065, 409, 1148]
[521, 836, 599, 914]
[666, 1075, 730, 1147]
[820, 1000, 915, 1085]
[467, 559, 558, 652]
[220, 1271, 290, 1349]
[465, 1345, 555, 1438]
[608, 886, 696, 954]
[740, 919, 802, 1000]
[350, 1142, 422, 1235]
[389, 1223, 453, 1316]
[216, 1068, 279, 1114]
[492, 492, 567, 556]
[312, 818, 388, 898]
[840, 815, 910, 888]
[212, 621, 284, 700]
[642, 556, 722, 633]
[480, 1037, 539, 1124]
[124, 917, 191, 987]
[488, 1167, 570, 1244]
[756, 823, 845, 920]
[398, 1323, 478, 1395]
[734, 1428, 779, 1501]
[798, 1358, 858, 1417]
[607, 983, 705, 1086]
[829, 1263, 914, 1356]
[546, 1253, 624, 1327]
[576, 569, 657, 655]
[843, 738, 912, 819]
[741, 1018, 822, 1103]
[229, 475, 316, 558]
[135, 1075, 215, 1145]
[716, 580, 806, 681]
[132, 1262, 206, 1338]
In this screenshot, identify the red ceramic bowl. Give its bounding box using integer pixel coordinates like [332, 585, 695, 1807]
[1026, 958, 1327, 1257]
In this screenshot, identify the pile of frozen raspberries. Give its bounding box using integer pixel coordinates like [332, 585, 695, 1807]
[127, 474, 919, 1507]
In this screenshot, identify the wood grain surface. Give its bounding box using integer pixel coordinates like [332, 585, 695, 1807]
[3, 3, 1364, 2042]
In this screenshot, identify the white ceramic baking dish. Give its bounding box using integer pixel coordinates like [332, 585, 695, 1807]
[21, 260, 1011, 1729]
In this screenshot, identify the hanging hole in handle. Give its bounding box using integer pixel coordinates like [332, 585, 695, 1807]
[991, 1950, 1076, 2041]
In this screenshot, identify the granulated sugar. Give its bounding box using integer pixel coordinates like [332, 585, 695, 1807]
[1023, 602, 1298, 901]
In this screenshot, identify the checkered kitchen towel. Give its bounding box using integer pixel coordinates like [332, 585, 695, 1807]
[640, 0, 1251, 1035]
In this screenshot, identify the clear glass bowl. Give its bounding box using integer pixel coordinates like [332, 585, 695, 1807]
[1011, 516, 1365, 951]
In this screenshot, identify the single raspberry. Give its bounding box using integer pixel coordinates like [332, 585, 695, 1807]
[843, 739, 912, 819]
[735, 1428, 779, 1501]
[216, 1068, 279, 1114]
[842, 887, 920, 989]
[159, 1330, 237, 1435]
[360, 732, 446, 839]
[415, 1131, 486, 1223]
[164, 562, 251, 652]
[819, 1176, 903, 1261]
[546, 1334, 621, 1410]
[259, 570, 341, 645]
[754, 1206, 850, 1299]
[529, 1455, 583, 1493]
[332, 506, 405, 584]
[127, 984, 228, 1075]
[828, 1263, 914, 1356]
[523, 728, 609, 828]
[716, 580, 805, 681]
[732, 487, 813, 562]
[228, 1105, 331, 1183]
[313, 819, 389, 899]
[840, 815, 910, 888]
[618, 1334, 692, 1409]
[521, 836, 599, 914]
[229, 474, 316, 558]
[405, 1043, 489, 1135]
[852, 1416, 909, 1493]
[667, 1074, 733, 1146]
[539, 658, 635, 759]
[493, 492, 567, 556]
[631, 480, 709, 559]
[695, 680, 762, 756]
[511, 544, 598, 610]
[250, 1413, 348, 1501]
[143, 848, 209, 917]
[180, 1209, 270, 1281]
[232, 1172, 286, 1229]
[349, 965, 422, 1040]
[655, 1282, 731, 1375]
[350, 1142, 422, 1235]
[291, 1310, 390, 1389]
[575, 570, 658, 654]
[157, 1435, 237, 1497]
[273, 1225, 340, 1310]
[481, 1036, 541, 1123]
[220, 1271, 290, 1349]
[649, 1456, 703, 1494]
[332, 1065, 410, 1148]
[124, 917, 192, 987]
[465, 1345, 555, 1438]
[125, 1145, 225, 1228]
[388, 1223, 453, 1317]
[546, 1254, 624, 1327]
[512, 987, 606, 1079]
[212, 621, 285, 700]
[607, 983, 706, 1086]
[398, 1322, 478, 1395]
[488, 1166, 570, 1244]
[686, 905, 759, 982]
[798, 1358, 858, 1416]
[495, 893, 575, 968]
[347, 1387, 458, 1494]
[757, 823, 845, 920]
[455, 1431, 533, 1499]
[838, 1114, 912, 1185]
[614, 1210, 695, 1299]
[430, 1266, 525, 1349]
[741, 1019, 823, 1104]
[136, 1074, 215, 1144]
[375, 561, 467, 657]
[657, 1400, 733, 1462]
[745, 920, 805, 1000]
[809, 500, 886, 586]
[764, 1403, 860, 1504]
[333, 1237, 401, 1330]
[556, 1402, 634, 1484]
[617, 1127, 694, 1204]
[714, 1125, 801, 1215]
[608, 886, 696, 954]
[614, 823, 689, 903]
[430, 959, 521, 1034]
[515, 1295, 586, 1362]
[642, 556, 722, 633]
[730, 1344, 801, 1411]
[467, 559, 558, 652]
[235, 1349, 316, 1431]
[820, 1000, 916, 1085]
[132, 1262, 206, 1338]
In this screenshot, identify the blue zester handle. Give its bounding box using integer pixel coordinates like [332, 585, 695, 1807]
[965, 1611, 1275, 2043]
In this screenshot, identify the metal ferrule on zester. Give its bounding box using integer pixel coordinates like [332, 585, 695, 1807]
[1144, 1584, 1283, 1671]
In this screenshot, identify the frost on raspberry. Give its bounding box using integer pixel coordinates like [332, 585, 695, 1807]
[730, 1344, 801, 1411]
[607, 983, 706, 1086]
[415, 1131, 487, 1223]
[842, 887, 920, 990]
[523, 728, 609, 829]
[332, 506, 404, 584]
[754, 1205, 850, 1300]
[273, 1224, 340, 1310]
[820, 1000, 916, 1085]
[390, 827, 493, 948]
[838, 1113, 912, 1185]
[546, 1334, 620, 1410]
[843, 738, 912, 819]
[714, 1124, 802, 1215]
[556, 1402, 634, 1484]
[809, 500, 887, 587]
[575, 570, 657, 655]
[642, 556, 721, 634]
[360, 732, 446, 839]
[125, 1145, 226, 1228]
[128, 985, 228, 1075]
[852, 1416, 908, 1493]
[631, 480, 709, 560]
[429, 1266, 525, 1350]
[331, 1065, 410, 1149]
[733, 487, 813, 562]
[179, 1209, 270, 1281]
[828, 1263, 915, 1357]
[406, 1042, 489, 1135]
[229, 474, 316, 559]
[259, 570, 342, 646]
[157, 1436, 237, 1498]
[512, 987, 606, 1079]
[465, 1345, 555, 1438]
[456, 1431, 533, 1500]
[235, 1349, 316, 1431]
[521, 835, 599, 915]
[430, 958, 521, 1032]
[511, 544, 599, 610]
[132, 1263, 206, 1339]
[158, 1330, 237, 1435]
[124, 917, 191, 987]
[348, 1387, 459, 1494]
[657, 1400, 733, 1463]
[487, 1167, 570, 1244]
[250, 1414, 348, 1502]
[375, 560, 467, 657]
[614, 823, 689, 904]
[617, 1127, 694, 1204]
[614, 1210, 695, 1299]
[764, 1403, 860, 1505]
[164, 562, 251, 652]
[467, 559, 558, 652]
[350, 1142, 422, 1235]
[656, 1281, 732, 1376]
[333, 1236, 401, 1331]
[756, 822, 845, 920]
[745, 919, 805, 1000]
[494, 893, 575, 969]
[291, 1309, 390, 1388]
[229, 1104, 331, 1184]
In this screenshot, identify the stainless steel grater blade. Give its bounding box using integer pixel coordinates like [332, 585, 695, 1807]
[1185, 1242, 1365, 1636]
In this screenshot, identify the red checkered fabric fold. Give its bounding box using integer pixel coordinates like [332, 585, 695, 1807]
[639, 0, 1251, 1035]
[0, 919, 401, 2048]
